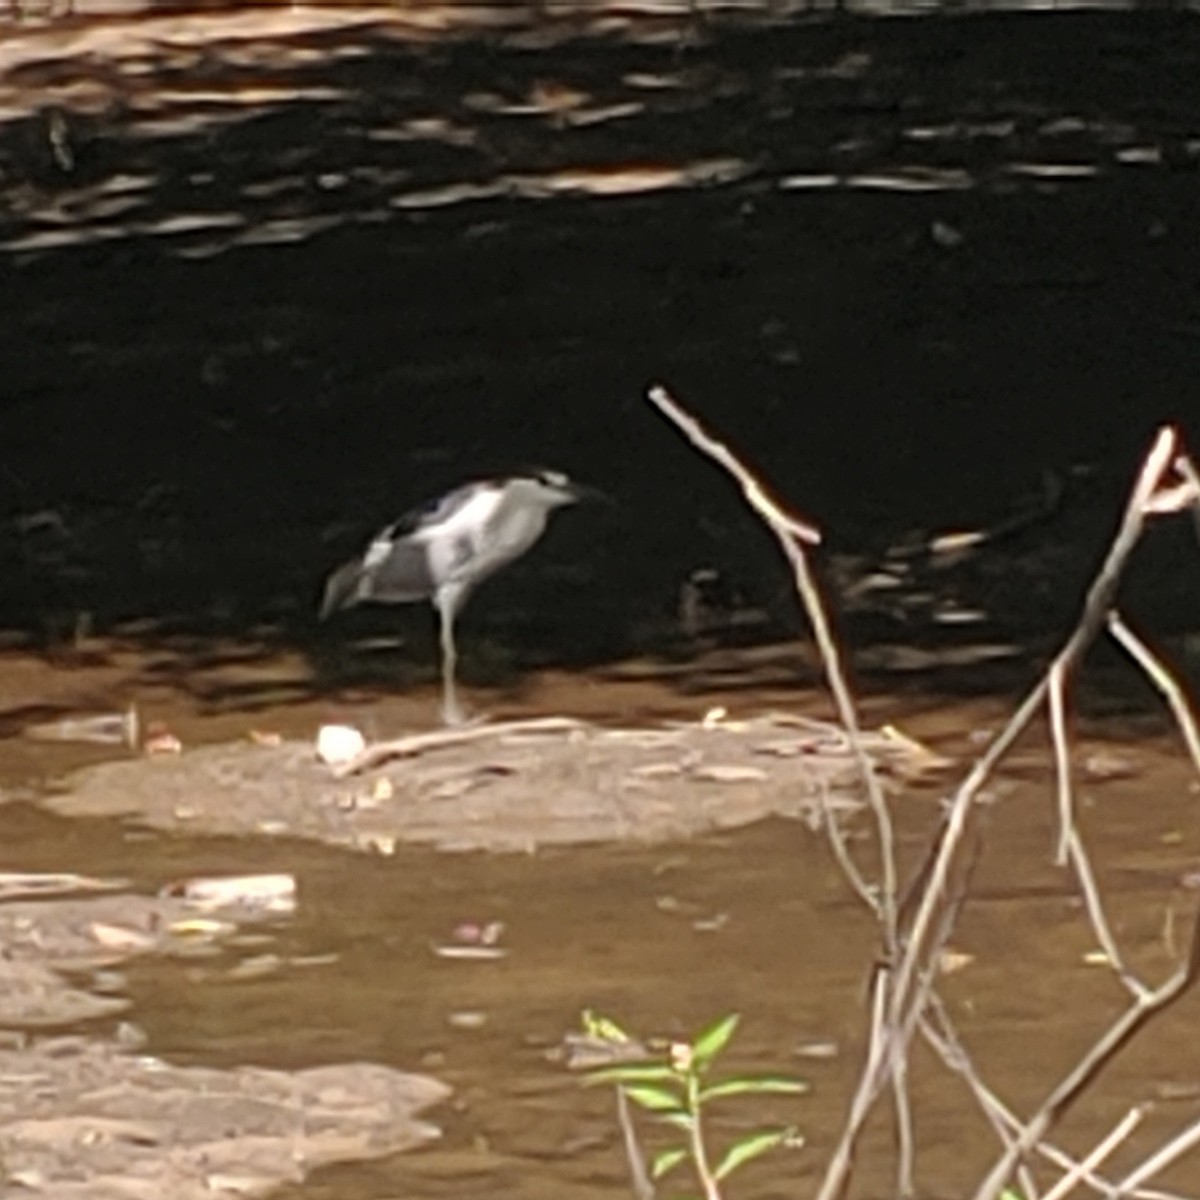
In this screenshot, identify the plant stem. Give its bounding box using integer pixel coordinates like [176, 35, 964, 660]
[687, 1073, 722, 1200]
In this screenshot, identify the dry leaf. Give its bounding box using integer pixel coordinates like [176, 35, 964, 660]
[144, 730, 182, 756]
[90, 922, 154, 952]
[937, 948, 975, 974]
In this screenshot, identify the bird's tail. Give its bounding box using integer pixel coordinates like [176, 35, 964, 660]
[319, 557, 365, 620]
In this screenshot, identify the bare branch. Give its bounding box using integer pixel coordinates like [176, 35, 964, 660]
[887, 427, 1180, 1045]
[1048, 661, 1073, 867]
[1113, 1115, 1200, 1198]
[646, 383, 899, 953]
[822, 427, 1183, 1200]
[333, 717, 586, 776]
[972, 903, 1200, 1200]
[1064, 823, 1148, 1000]
[1041, 1106, 1147, 1200]
[1107, 613, 1200, 781]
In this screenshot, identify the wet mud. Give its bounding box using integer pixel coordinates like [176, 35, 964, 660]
[47, 711, 929, 852]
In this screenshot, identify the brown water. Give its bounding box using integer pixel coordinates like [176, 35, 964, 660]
[3, 641, 1200, 1199]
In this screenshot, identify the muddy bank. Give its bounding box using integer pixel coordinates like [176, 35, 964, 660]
[41, 712, 944, 852]
[0, 871, 449, 1200]
[0, 1034, 448, 1200]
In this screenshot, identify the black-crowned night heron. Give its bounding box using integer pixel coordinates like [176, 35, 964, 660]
[320, 469, 595, 725]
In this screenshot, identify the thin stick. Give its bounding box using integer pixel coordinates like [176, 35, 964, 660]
[1107, 612, 1200, 780]
[823, 426, 1180, 1200]
[1112, 1114, 1200, 1198]
[822, 963, 893, 1198]
[333, 717, 586, 776]
[972, 904, 1200, 1200]
[1048, 661, 1073, 867]
[1171, 453, 1200, 550]
[1041, 1106, 1147, 1200]
[647, 385, 821, 546]
[919, 1000, 1042, 1200]
[617, 1087, 655, 1200]
[1064, 824, 1147, 1000]
[820, 778, 882, 916]
[646, 384, 898, 953]
[891, 1052, 915, 1198]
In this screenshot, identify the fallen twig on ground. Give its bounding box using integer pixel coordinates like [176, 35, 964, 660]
[333, 716, 587, 776]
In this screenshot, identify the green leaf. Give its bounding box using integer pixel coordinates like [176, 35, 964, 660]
[585, 1064, 679, 1087]
[691, 1013, 740, 1070]
[658, 1110, 696, 1131]
[999, 1191, 1025, 1200]
[581, 1011, 631, 1043]
[623, 1084, 686, 1114]
[699, 1077, 809, 1102]
[714, 1127, 795, 1180]
[651, 1148, 688, 1180]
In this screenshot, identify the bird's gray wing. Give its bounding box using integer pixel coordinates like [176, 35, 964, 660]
[363, 534, 438, 602]
[319, 530, 438, 618]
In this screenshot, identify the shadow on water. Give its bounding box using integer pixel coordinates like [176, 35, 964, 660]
[1, 4, 1200, 676]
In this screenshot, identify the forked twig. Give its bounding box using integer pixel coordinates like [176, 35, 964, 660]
[649, 381, 932, 1192]
[1040, 1105, 1146, 1200]
[972, 904, 1200, 1200]
[1112, 1114, 1200, 1198]
[890, 424, 1178, 1012]
[645, 392, 1200, 1200]
[821, 427, 1193, 1200]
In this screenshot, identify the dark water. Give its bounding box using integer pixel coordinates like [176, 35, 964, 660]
[3, 4, 1200, 670]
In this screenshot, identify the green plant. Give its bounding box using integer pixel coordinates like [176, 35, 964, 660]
[581, 1011, 807, 1200]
